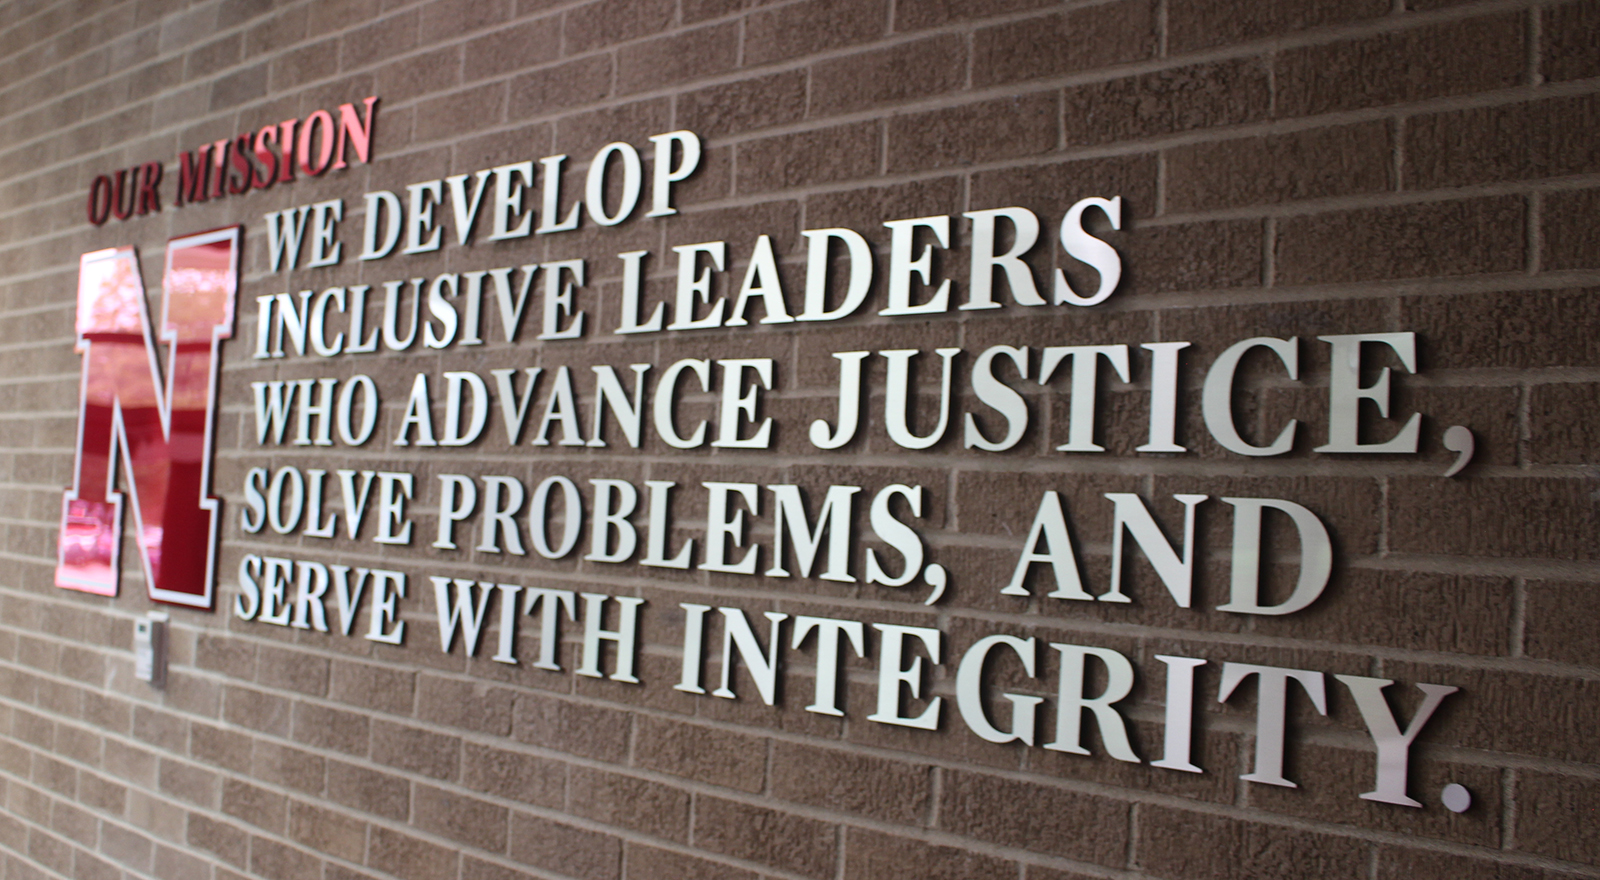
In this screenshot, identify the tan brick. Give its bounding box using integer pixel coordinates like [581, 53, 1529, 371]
[571, 649, 711, 719]
[75, 850, 126, 880]
[1544, 1, 1600, 82]
[507, 813, 622, 879]
[78, 774, 125, 813]
[682, 0, 742, 24]
[844, 827, 1015, 880]
[420, 0, 511, 41]
[1404, 288, 1600, 370]
[893, 0, 1051, 29]
[634, 715, 765, 792]
[151, 844, 211, 880]
[1407, 94, 1600, 190]
[461, 741, 565, 808]
[743, 0, 888, 66]
[379, 44, 467, 104]
[287, 800, 366, 863]
[1515, 772, 1600, 866]
[0, 736, 23, 784]
[1063, 58, 1270, 147]
[327, 760, 409, 820]
[1544, 188, 1600, 270]
[507, 55, 611, 118]
[103, 738, 158, 787]
[187, 812, 247, 868]
[222, 685, 292, 736]
[31, 753, 75, 797]
[56, 644, 104, 685]
[940, 770, 1127, 866]
[158, 759, 218, 807]
[1123, 218, 1263, 293]
[164, 671, 222, 719]
[371, 719, 460, 781]
[1168, 0, 1387, 53]
[185, 34, 242, 78]
[615, 21, 738, 95]
[415, 81, 507, 144]
[513, 692, 632, 762]
[693, 796, 837, 880]
[676, 70, 808, 140]
[221, 779, 286, 832]
[1137, 805, 1366, 878]
[624, 844, 757, 880]
[1276, 196, 1524, 286]
[416, 673, 515, 736]
[188, 723, 251, 774]
[563, 0, 674, 54]
[255, 643, 329, 696]
[291, 701, 370, 756]
[131, 706, 186, 752]
[28, 830, 71, 875]
[8, 785, 51, 828]
[464, 18, 561, 82]
[368, 826, 461, 880]
[329, 660, 415, 716]
[251, 740, 324, 795]
[1529, 382, 1600, 464]
[1166, 122, 1391, 213]
[414, 784, 508, 853]
[567, 766, 690, 842]
[737, 122, 880, 195]
[1388, 476, 1599, 561]
[974, 0, 1156, 88]
[1276, 13, 1525, 118]
[1376, 846, 1580, 880]
[770, 741, 929, 825]
[888, 92, 1057, 172]
[210, 61, 269, 109]
[812, 35, 967, 114]
[1252, 569, 1512, 657]
[460, 856, 542, 880]
[49, 801, 93, 846]
[1524, 580, 1600, 667]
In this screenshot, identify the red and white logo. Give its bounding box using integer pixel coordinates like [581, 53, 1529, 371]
[57, 227, 240, 609]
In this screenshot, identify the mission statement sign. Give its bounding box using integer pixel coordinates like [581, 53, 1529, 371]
[62, 97, 1481, 818]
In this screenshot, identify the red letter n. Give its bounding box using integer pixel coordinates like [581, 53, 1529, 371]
[332, 95, 379, 170]
[57, 227, 240, 609]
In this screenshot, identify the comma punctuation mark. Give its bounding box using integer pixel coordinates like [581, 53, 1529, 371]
[923, 564, 947, 605]
[1442, 426, 1476, 478]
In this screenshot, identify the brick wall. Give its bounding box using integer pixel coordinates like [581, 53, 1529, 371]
[0, 0, 1596, 879]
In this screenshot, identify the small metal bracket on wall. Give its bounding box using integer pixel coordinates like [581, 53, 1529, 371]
[134, 611, 167, 688]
